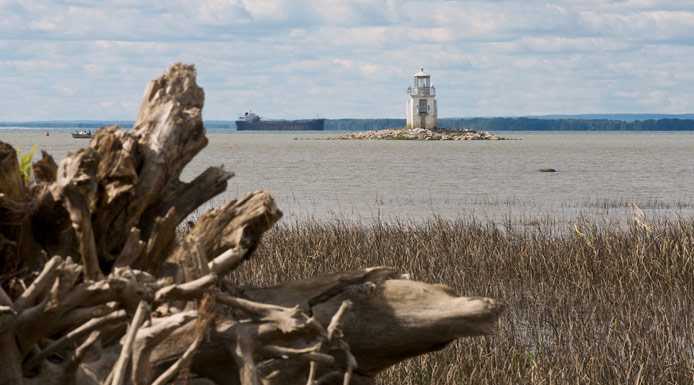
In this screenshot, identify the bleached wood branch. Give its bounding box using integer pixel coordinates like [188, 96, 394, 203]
[131, 310, 198, 385]
[216, 293, 324, 343]
[47, 302, 121, 338]
[304, 300, 354, 385]
[148, 166, 233, 230]
[327, 300, 352, 342]
[63, 330, 101, 384]
[51, 149, 103, 281]
[180, 238, 210, 284]
[141, 207, 178, 272]
[110, 301, 150, 385]
[50, 278, 126, 314]
[13, 255, 62, 311]
[168, 190, 282, 276]
[50, 257, 84, 303]
[339, 340, 357, 385]
[24, 309, 127, 372]
[113, 227, 144, 268]
[216, 293, 292, 319]
[208, 246, 248, 275]
[154, 273, 217, 304]
[260, 345, 335, 365]
[229, 334, 262, 385]
[150, 331, 204, 385]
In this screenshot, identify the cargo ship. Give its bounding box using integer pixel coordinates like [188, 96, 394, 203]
[235, 111, 325, 131]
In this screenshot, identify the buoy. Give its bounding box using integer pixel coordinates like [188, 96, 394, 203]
[46, 131, 49, 136]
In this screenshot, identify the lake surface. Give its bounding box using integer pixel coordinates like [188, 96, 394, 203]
[2, 129, 694, 225]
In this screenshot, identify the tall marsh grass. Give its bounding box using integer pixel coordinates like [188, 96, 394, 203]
[227, 215, 694, 384]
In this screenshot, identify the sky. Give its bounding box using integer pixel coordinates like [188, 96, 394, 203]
[1, 0, 693, 121]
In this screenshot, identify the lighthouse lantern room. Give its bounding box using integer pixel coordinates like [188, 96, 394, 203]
[406, 68, 437, 129]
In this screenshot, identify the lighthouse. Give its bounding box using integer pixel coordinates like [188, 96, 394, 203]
[406, 68, 437, 129]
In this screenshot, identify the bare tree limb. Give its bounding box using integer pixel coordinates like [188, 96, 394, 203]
[154, 273, 217, 304]
[51, 149, 103, 281]
[50, 257, 84, 304]
[148, 166, 233, 229]
[32, 150, 58, 184]
[216, 293, 306, 326]
[178, 238, 210, 284]
[131, 310, 198, 385]
[140, 207, 178, 272]
[0, 142, 27, 200]
[63, 330, 101, 385]
[111, 301, 150, 385]
[13, 255, 63, 311]
[208, 246, 248, 275]
[150, 331, 204, 385]
[229, 335, 262, 385]
[24, 309, 127, 373]
[339, 340, 357, 385]
[326, 300, 352, 343]
[46, 302, 121, 338]
[113, 227, 144, 268]
[260, 345, 335, 365]
[168, 190, 282, 274]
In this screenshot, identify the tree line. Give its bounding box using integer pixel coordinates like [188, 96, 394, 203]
[3, 118, 694, 131]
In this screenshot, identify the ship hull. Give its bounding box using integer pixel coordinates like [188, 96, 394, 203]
[235, 119, 325, 131]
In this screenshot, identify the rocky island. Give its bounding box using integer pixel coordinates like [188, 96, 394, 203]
[327, 127, 508, 140]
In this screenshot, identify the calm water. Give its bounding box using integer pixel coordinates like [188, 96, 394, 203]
[2, 129, 694, 224]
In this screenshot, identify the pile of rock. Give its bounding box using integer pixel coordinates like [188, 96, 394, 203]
[327, 127, 507, 140]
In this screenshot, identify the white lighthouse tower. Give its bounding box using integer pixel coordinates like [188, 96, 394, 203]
[406, 68, 437, 129]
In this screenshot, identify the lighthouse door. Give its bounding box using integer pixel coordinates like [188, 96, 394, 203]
[418, 99, 428, 115]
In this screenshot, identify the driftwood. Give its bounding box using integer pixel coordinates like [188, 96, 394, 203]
[0, 63, 503, 385]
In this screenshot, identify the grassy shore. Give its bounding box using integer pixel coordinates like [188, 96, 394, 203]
[228, 214, 694, 384]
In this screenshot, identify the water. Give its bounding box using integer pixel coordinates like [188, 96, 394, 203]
[2, 129, 694, 224]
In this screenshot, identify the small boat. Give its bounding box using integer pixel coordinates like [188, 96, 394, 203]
[72, 130, 92, 139]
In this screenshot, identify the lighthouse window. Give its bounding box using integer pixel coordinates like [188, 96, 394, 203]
[419, 99, 428, 114]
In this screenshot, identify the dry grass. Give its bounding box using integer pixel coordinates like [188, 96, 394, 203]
[226, 214, 694, 384]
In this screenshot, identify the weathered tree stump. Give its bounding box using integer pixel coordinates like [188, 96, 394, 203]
[0, 63, 503, 385]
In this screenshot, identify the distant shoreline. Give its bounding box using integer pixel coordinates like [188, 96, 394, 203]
[2, 115, 694, 131]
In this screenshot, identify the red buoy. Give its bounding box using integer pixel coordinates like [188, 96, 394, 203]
[46, 131, 49, 136]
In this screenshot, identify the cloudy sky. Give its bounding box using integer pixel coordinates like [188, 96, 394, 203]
[1, 0, 693, 121]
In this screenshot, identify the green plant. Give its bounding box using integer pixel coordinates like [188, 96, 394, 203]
[16, 143, 37, 183]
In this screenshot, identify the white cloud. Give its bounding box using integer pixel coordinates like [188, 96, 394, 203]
[181, 0, 250, 25]
[0, 0, 693, 120]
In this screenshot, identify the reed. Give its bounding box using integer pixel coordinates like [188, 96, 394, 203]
[227, 214, 694, 384]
